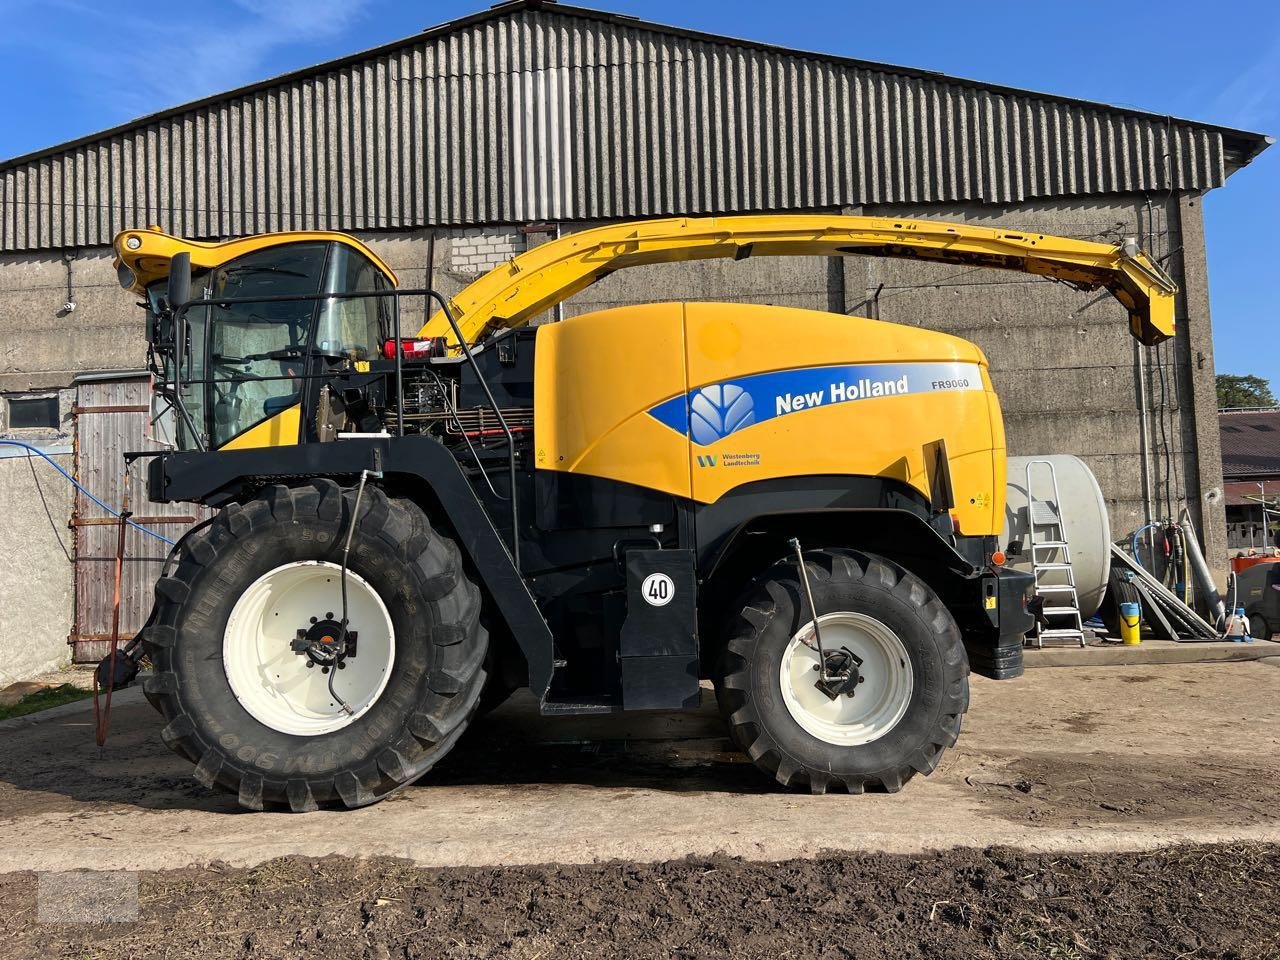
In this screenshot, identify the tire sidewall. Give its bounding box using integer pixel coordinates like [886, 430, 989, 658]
[748, 572, 953, 778]
[172, 510, 437, 782]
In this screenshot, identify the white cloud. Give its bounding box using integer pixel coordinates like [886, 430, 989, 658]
[3, 0, 372, 121]
[1209, 34, 1280, 130]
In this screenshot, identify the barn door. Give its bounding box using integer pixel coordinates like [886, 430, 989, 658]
[70, 376, 208, 663]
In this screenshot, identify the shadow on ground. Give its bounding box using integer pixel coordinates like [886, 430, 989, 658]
[0, 688, 770, 816]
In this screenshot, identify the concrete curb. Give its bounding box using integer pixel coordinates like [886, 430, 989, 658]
[1025, 640, 1280, 668]
[0, 684, 144, 732]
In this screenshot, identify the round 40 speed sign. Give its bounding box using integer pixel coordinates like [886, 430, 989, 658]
[640, 572, 675, 607]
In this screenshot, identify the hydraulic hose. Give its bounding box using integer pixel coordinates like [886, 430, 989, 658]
[1130, 522, 1162, 571]
[330, 470, 372, 717]
[0, 439, 175, 545]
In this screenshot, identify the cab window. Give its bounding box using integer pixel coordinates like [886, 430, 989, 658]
[206, 242, 327, 447]
[315, 245, 389, 361]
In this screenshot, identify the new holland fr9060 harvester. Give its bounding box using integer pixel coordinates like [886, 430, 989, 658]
[112, 215, 1176, 810]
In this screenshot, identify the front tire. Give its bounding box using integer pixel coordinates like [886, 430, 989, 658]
[143, 480, 487, 811]
[715, 549, 968, 794]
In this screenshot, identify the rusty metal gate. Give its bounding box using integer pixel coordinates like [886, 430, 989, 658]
[70, 376, 207, 663]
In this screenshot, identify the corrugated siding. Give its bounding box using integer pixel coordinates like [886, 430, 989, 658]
[0, 8, 1228, 251]
[71, 377, 209, 663]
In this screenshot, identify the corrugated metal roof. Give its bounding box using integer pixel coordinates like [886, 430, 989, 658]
[0, 0, 1271, 252]
[1221, 408, 1280, 481]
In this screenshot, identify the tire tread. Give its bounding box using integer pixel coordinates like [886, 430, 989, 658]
[715, 548, 969, 795]
[142, 482, 488, 811]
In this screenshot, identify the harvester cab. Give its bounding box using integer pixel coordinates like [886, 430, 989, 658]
[112, 215, 1176, 810]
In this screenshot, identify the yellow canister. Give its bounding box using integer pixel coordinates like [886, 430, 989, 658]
[1119, 601, 1141, 645]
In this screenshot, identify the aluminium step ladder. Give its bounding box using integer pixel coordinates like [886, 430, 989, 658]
[1024, 460, 1086, 648]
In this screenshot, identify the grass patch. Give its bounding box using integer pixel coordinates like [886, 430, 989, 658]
[0, 683, 93, 721]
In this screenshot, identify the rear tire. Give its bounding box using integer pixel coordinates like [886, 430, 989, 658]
[714, 549, 968, 794]
[1101, 566, 1146, 639]
[143, 480, 487, 811]
[1249, 612, 1272, 641]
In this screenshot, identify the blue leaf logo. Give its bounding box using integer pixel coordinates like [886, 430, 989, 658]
[689, 383, 755, 445]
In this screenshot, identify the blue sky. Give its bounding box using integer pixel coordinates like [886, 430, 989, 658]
[1, 0, 1276, 381]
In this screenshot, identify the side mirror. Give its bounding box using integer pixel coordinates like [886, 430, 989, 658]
[167, 251, 192, 313]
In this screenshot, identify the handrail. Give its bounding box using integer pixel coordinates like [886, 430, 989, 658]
[164, 286, 522, 568]
[419, 214, 1178, 348]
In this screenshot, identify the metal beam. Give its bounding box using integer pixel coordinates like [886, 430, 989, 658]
[420, 214, 1178, 348]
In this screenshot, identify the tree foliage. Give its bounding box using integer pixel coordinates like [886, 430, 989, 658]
[1217, 374, 1276, 409]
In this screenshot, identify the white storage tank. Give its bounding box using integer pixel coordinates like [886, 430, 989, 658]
[1002, 455, 1111, 617]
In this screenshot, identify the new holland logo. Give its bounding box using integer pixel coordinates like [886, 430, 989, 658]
[689, 383, 755, 446]
[647, 361, 985, 447]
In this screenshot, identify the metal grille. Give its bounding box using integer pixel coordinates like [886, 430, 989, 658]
[0, 5, 1243, 252]
[70, 377, 208, 663]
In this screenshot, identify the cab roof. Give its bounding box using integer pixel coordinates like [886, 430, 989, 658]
[112, 227, 398, 294]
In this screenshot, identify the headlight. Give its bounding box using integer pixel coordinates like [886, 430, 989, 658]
[125, 235, 142, 250]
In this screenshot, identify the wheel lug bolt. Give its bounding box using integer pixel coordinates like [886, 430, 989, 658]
[306, 661, 314, 669]
[310, 617, 318, 624]
[326, 612, 334, 620]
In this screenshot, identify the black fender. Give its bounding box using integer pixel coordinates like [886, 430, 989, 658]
[692, 475, 1031, 678]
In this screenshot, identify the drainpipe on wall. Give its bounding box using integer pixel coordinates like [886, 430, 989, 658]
[1134, 338, 1155, 540]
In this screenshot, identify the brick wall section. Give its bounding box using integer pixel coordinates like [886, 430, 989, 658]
[448, 228, 526, 276]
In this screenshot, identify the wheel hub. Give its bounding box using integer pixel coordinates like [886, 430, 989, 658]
[223, 561, 395, 737]
[813, 646, 866, 700]
[779, 611, 914, 746]
[291, 616, 359, 666]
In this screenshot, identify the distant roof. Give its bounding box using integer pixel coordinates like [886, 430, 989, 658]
[1221, 408, 1280, 481]
[1, 0, 1273, 251]
[1224, 481, 1278, 507]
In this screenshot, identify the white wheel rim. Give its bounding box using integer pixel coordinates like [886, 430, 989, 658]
[779, 612, 914, 746]
[223, 561, 395, 736]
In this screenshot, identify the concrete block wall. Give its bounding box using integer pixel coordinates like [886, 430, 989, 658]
[850, 196, 1223, 567]
[0, 250, 146, 393]
[0, 197, 1226, 683]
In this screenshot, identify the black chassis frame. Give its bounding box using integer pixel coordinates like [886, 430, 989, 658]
[148, 433, 1034, 711]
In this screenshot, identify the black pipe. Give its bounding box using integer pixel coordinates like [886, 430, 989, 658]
[426, 290, 521, 572]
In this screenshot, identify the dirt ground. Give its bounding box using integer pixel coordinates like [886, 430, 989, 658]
[4, 844, 1279, 959]
[4, 658, 1280, 957]
[1, 660, 1279, 873]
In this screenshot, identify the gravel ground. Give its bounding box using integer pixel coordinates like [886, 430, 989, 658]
[4, 843, 1278, 959]
[5, 658, 1280, 957]
[2, 661, 1279, 873]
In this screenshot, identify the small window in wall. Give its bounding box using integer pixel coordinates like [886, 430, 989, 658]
[5, 394, 60, 430]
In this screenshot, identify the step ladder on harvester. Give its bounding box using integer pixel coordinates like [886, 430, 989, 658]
[1023, 460, 1086, 648]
